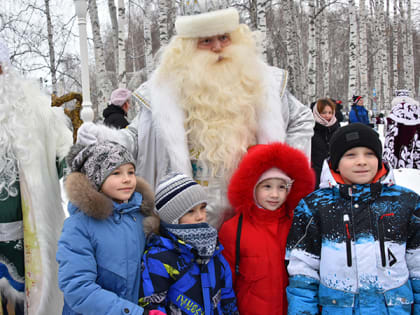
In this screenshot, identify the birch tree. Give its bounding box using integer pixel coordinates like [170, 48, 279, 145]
[285, 0, 297, 94]
[45, 0, 57, 94]
[379, 0, 391, 108]
[158, 0, 169, 46]
[307, 0, 317, 103]
[392, 0, 399, 89]
[347, 0, 358, 110]
[320, 0, 330, 96]
[108, 0, 119, 81]
[372, 0, 383, 112]
[117, 0, 127, 86]
[359, 0, 369, 98]
[89, 0, 112, 117]
[399, 0, 406, 88]
[143, 1, 153, 77]
[256, 0, 268, 61]
[406, 0, 415, 92]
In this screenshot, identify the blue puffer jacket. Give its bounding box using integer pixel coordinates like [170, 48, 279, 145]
[57, 173, 158, 315]
[139, 223, 238, 315]
[349, 105, 370, 125]
[286, 164, 420, 315]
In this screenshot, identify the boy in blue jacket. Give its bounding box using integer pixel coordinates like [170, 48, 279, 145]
[56, 141, 159, 315]
[286, 123, 420, 314]
[139, 173, 238, 315]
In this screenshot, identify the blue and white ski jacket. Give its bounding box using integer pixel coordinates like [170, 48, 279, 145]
[286, 164, 420, 314]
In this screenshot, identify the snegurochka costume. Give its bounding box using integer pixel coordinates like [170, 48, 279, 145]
[383, 90, 420, 169]
[0, 58, 73, 313]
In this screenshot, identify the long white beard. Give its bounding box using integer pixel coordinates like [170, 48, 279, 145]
[165, 43, 264, 178]
[0, 67, 34, 199]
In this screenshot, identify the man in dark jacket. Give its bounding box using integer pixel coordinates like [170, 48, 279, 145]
[103, 88, 131, 129]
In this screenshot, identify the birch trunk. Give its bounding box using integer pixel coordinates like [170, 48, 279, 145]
[399, 0, 406, 88]
[44, 0, 57, 94]
[359, 0, 369, 98]
[392, 0, 399, 89]
[297, 0, 307, 103]
[89, 0, 113, 118]
[379, 0, 391, 109]
[285, 0, 296, 94]
[307, 0, 317, 103]
[144, 1, 153, 77]
[117, 0, 127, 87]
[320, 0, 329, 96]
[373, 0, 383, 112]
[256, 0, 268, 61]
[159, 0, 169, 46]
[406, 0, 415, 93]
[347, 0, 358, 111]
[108, 0, 119, 80]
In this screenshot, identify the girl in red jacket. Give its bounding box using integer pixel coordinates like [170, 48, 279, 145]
[219, 142, 315, 315]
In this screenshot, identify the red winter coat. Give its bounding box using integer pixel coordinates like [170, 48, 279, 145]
[219, 143, 315, 315]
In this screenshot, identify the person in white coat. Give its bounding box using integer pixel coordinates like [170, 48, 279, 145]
[0, 40, 73, 314]
[77, 4, 314, 229]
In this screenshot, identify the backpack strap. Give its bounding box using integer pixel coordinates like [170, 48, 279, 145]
[235, 214, 243, 276]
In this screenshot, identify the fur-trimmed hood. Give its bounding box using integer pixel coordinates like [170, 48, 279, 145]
[65, 172, 159, 234]
[228, 142, 315, 216]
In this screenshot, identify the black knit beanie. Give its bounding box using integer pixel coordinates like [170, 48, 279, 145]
[329, 123, 382, 171]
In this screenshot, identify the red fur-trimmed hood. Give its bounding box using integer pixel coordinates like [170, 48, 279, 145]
[228, 142, 315, 216]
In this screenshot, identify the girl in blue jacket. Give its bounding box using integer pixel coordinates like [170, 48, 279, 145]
[56, 141, 159, 315]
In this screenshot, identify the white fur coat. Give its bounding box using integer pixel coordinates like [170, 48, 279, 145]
[4, 76, 72, 314]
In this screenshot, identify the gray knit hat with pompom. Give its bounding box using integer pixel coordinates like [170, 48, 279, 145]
[66, 141, 135, 190]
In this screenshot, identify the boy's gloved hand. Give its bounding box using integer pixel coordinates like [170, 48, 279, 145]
[145, 310, 166, 315]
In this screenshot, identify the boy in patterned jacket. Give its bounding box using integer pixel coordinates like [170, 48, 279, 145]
[286, 123, 420, 314]
[139, 173, 238, 315]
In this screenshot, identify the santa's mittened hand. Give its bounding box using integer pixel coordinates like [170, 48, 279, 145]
[77, 122, 99, 145]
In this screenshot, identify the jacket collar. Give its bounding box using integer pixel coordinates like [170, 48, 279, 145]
[65, 172, 157, 223]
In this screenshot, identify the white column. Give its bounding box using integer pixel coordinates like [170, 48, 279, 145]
[74, 0, 94, 122]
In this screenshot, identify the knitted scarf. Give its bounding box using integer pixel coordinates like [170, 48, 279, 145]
[313, 105, 337, 127]
[165, 222, 218, 263]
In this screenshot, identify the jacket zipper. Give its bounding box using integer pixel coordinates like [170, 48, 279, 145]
[343, 214, 352, 267]
[378, 213, 395, 267]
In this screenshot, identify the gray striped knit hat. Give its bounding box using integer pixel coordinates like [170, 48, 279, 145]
[155, 173, 207, 224]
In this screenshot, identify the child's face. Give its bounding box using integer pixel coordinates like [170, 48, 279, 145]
[255, 178, 288, 211]
[101, 163, 136, 203]
[179, 202, 207, 224]
[337, 147, 378, 185]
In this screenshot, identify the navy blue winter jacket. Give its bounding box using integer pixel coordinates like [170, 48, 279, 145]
[139, 223, 238, 315]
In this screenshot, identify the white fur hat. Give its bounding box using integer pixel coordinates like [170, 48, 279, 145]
[175, 7, 239, 38]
